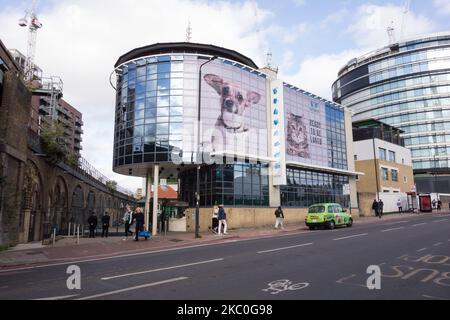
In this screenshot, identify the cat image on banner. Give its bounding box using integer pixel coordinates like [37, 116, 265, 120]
[286, 112, 310, 158]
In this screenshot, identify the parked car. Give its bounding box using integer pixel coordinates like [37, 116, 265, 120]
[305, 203, 353, 230]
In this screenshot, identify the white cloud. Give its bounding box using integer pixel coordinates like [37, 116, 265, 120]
[0, 0, 271, 191]
[282, 23, 308, 44]
[292, 0, 306, 7]
[346, 4, 435, 48]
[434, 0, 450, 14]
[320, 9, 349, 30]
[281, 3, 436, 101]
[280, 49, 365, 100]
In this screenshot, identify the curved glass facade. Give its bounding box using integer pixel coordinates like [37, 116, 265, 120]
[333, 33, 450, 173]
[113, 43, 354, 208]
[113, 54, 268, 171]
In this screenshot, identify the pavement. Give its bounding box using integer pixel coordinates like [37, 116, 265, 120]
[0, 209, 448, 269]
[0, 209, 449, 300]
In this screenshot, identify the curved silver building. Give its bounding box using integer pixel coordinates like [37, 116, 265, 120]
[333, 32, 450, 193]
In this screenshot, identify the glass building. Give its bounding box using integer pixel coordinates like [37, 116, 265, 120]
[112, 43, 357, 216]
[333, 32, 450, 193]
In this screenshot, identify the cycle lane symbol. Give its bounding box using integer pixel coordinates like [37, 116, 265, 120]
[262, 279, 309, 295]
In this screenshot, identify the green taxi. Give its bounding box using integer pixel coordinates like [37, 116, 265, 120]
[305, 203, 353, 230]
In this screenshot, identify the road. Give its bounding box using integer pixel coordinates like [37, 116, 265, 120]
[0, 213, 449, 300]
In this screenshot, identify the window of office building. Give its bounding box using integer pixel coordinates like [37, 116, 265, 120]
[280, 167, 349, 207]
[381, 167, 389, 180]
[179, 163, 269, 207]
[391, 169, 398, 181]
[379, 148, 387, 160]
[388, 150, 396, 162]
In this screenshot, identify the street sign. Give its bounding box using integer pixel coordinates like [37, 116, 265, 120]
[343, 184, 350, 195]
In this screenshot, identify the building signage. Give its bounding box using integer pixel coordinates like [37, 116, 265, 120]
[270, 80, 287, 186]
[284, 89, 328, 167]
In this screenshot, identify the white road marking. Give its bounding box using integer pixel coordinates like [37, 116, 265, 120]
[34, 294, 80, 300]
[0, 230, 311, 273]
[101, 258, 223, 280]
[77, 277, 188, 300]
[333, 233, 368, 241]
[381, 221, 408, 226]
[412, 223, 427, 227]
[417, 248, 427, 252]
[433, 219, 449, 223]
[422, 294, 448, 300]
[336, 274, 366, 288]
[257, 243, 313, 254]
[433, 242, 443, 247]
[381, 227, 405, 232]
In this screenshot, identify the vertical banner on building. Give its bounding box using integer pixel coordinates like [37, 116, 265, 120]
[270, 80, 287, 186]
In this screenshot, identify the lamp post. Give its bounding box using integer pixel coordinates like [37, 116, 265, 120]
[195, 55, 218, 239]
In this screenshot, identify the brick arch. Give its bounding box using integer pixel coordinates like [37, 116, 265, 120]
[70, 184, 85, 225]
[21, 160, 44, 242]
[52, 175, 69, 232]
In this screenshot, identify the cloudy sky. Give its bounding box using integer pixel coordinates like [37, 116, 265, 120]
[1, 0, 449, 192]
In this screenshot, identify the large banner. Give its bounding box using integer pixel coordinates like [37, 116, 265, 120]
[181, 59, 268, 163]
[270, 80, 287, 186]
[284, 87, 328, 167]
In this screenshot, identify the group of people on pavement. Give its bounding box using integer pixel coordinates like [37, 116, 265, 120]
[87, 211, 111, 238]
[122, 206, 147, 241]
[372, 199, 384, 218]
[87, 205, 148, 241]
[211, 205, 285, 234]
[432, 199, 442, 211]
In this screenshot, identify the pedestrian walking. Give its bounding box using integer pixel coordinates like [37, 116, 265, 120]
[432, 199, 437, 210]
[372, 199, 379, 218]
[101, 212, 110, 238]
[437, 199, 442, 211]
[397, 199, 403, 214]
[212, 205, 219, 234]
[132, 207, 145, 241]
[217, 204, 228, 235]
[123, 205, 134, 240]
[378, 199, 384, 218]
[274, 206, 284, 229]
[87, 212, 97, 238]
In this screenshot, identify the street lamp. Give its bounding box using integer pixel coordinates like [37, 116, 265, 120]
[195, 55, 218, 239]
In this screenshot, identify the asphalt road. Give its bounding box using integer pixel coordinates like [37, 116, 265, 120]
[0, 213, 449, 300]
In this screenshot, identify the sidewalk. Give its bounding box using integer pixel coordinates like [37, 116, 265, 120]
[1, 210, 448, 269]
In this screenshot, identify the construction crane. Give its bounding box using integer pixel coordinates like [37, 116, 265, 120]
[400, 0, 411, 41]
[387, 21, 396, 45]
[18, 0, 42, 81]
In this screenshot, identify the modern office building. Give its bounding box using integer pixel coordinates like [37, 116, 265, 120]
[333, 32, 450, 193]
[112, 42, 359, 233]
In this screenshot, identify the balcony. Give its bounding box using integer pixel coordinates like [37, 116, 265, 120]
[75, 126, 83, 134]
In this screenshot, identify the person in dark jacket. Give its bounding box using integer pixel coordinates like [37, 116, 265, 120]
[88, 212, 97, 238]
[217, 204, 228, 235]
[274, 206, 284, 229]
[378, 199, 384, 218]
[133, 207, 145, 241]
[372, 200, 379, 218]
[101, 212, 110, 238]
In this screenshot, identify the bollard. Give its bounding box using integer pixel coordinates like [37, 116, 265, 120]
[68, 222, 71, 236]
[76, 225, 80, 245]
[82, 225, 84, 238]
[52, 228, 56, 245]
[165, 220, 168, 237]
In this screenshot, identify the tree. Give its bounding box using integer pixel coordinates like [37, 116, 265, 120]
[40, 122, 68, 164]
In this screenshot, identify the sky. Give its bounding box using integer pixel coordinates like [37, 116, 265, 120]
[0, 0, 449, 192]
